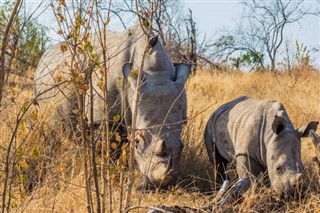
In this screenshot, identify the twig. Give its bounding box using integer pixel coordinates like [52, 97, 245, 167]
[0, 0, 23, 107]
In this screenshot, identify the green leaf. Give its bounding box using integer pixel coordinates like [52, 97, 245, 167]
[113, 115, 120, 122]
[86, 41, 93, 53]
[21, 103, 27, 112]
[30, 146, 40, 160]
[16, 147, 24, 156]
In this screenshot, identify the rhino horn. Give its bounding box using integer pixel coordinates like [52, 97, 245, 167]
[154, 139, 166, 156]
[151, 156, 173, 186]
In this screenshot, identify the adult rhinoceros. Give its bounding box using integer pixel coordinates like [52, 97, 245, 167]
[204, 96, 318, 193]
[34, 24, 190, 187]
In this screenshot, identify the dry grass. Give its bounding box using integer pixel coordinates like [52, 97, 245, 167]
[1, 67, 320, 212]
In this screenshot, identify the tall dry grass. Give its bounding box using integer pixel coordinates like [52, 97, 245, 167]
[1, 67, 320, 212]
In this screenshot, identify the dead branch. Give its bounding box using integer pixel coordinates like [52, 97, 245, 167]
[129, 177, 251, 213]
[0, 0, 23, 107]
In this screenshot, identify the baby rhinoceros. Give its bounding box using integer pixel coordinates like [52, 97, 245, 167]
[204, 96, 318, 193]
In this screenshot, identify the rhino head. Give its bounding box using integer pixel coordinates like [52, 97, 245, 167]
[266, 115, 318, 193]
[122, 29, 190, 187]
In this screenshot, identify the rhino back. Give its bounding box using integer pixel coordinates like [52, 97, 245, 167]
[205, 96, 250, 163]
[208, 96, 292, 166]
[34, 25, 145, 125]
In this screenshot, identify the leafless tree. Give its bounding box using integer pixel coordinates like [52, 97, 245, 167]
[246, 0, 319, 71]
[214, 0, 320, 71]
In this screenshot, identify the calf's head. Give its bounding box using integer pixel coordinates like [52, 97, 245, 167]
[266, 115, 318, 193]
[123, 62, 190, 187]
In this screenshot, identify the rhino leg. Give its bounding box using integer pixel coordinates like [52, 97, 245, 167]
[215, 147, 229, 180]
[217, 177, 250, 207]
[236, 154, 263, 179]
[213, 144, 229, 185]
[211, 155, 261, 206]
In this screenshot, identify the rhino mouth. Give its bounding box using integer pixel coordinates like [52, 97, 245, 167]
[277, 173, 305, 199]
[280, 183, 306, 200]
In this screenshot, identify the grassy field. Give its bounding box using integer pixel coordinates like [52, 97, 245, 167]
[1, 67, 320, 212]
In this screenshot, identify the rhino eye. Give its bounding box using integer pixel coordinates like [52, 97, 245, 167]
[276, 165, 285, 176]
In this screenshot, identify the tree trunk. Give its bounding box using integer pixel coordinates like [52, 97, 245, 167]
[271, 58, 276, 71]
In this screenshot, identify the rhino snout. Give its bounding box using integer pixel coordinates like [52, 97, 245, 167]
[278, 173, 305, 199]
[271, 169, 304, 193]
[279, 173, 304, 195]
[149, 156, 174, 186]
[289, 173, 303, 187]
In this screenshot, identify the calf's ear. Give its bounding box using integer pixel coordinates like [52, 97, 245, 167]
[174, 63, 191, 90]
[272, 115, 286, 135]
[309, 130, 320, 158]
[309, 130, 320, 144]
[297, 121, 319, 138]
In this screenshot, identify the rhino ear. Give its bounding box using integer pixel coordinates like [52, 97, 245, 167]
[122, 63, 136, 88]
[174, 63, 191, 89]
[272, 115, 286, 135]
[297, 121, 319, 138]
[309, 130, 320, 144]
[149, 35, 158, 48]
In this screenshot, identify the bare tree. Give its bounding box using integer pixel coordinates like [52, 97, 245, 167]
[214, 0, 320, 71]
[245, 0, 320, 71]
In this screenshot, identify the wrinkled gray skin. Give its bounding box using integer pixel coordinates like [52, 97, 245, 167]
[204, 96, 318, 192]
[34, 25, 190, 187]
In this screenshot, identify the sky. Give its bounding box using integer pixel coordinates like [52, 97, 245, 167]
[183, 0, 320, 67]
[14, 0, 320, 67]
